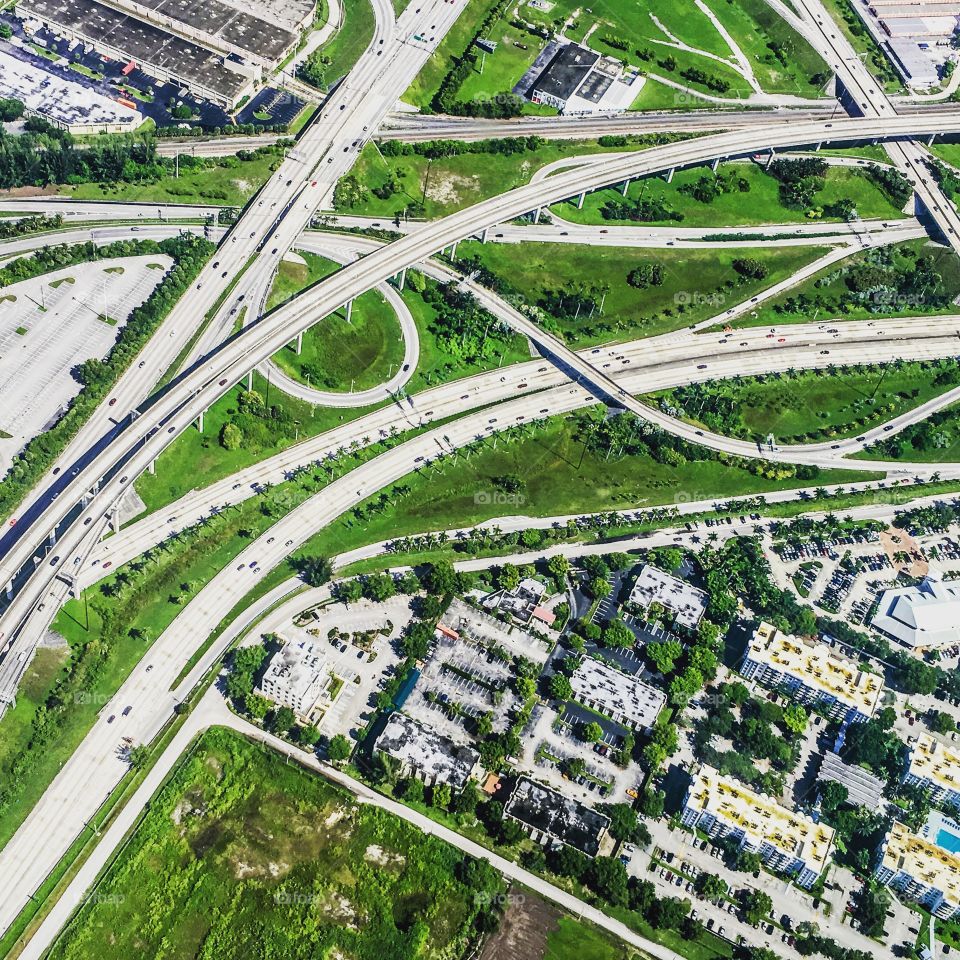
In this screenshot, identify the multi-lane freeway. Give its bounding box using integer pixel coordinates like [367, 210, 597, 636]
[2, 112, 960, 715]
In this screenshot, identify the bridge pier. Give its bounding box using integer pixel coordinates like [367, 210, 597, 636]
[4, 580, 11, 599]
[710, 157, 719, 172]
[148, 459, 156, 475]
[621, 178, 631, 196]
[111, 512, 120, 535]
[296, 330, 303, 355]
[481, 226, 489, 243]
[449, 241, 458, 259]
[197, 410, 204, 433]
[345, 299, 353, 324]
[665, 168, 674, 183]
[765, 150, 775, 170]
[577, 191, 585, 209]
[533, 206, 541, 224]
[48, 531, 55, 546]
[247, 370, 253, 391]
[929, 133, 938, 145]
[397, 268, 406, 291]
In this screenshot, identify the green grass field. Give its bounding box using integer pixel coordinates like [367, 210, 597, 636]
[283, 409, 876, 568]
[64, 152, 280, 206]
[266, 252, 407, 392]
[736, 238, 960, 329]
[553, 161, 905, 227]
[544, 916, 631, 960]
[48, 728, 499, 960]
[316, 0, 377, 85]
[338, 137, 660, 219]
[403, 0, 828, 110]
[652, 359, 960, 443]
[454, 239, 829, 344]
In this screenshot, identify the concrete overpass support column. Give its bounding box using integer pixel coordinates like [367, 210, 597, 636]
[450, 241, 458, 259]
[621, 178, 631, 196]
[765, 151, 775, 171]
[197, 410, 204, 433]
[247, 370, 253, 391]
[710, 158, 719, 173]
[111, 513, 120, 535]
[577, 192, 586, 209]
[481, 226, 489, 243]
[148, 459, 156, 475]
[5, 581, 12, 600]
[346, 299, 354, 324]
[533, 206, 541, 224]
[397, 268, 406, 291]
[665, 168, 674, 183]
[296, 330, 303, 355]
[815, 142, 822, 151]
[929, 133, 938, 145]
[48, 531, 55, 546]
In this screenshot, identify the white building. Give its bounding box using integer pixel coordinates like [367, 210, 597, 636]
[682, 765, 835, 888]
[570, 656, 666, 731]
[628, 564, 708, 630]
[904, 732, 960, 809]
[0, 48, 141, 133]
[739, 622, 883, 723]
[876, 820, 960, 919]
[872, 569, 960, 651]
[257, 637, 330, 719]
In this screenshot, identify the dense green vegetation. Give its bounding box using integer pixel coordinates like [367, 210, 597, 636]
[280, 410, 872, 578]
[49, 728, 502, 960]
[652, 358, 960, 444]
[860, 400, 960, 463]
[0, 233, 213, 523]
[452, 240, 829, 344]
[267, 253, 406, 392]
[0, 120, 284, 203]
[0, 213, 63, 240]
[742, 238, 960, 328]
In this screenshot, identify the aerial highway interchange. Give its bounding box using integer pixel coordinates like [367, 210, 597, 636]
[6, 0, 960, 957]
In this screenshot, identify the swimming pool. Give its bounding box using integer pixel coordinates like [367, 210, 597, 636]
[925, 810, 960, 853]
[937, 826, 960, 854]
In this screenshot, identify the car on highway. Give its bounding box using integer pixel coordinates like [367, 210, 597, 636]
[107, 714, 115, 723]
[122, 705, 132, 716]
[108, 398, 117, 406]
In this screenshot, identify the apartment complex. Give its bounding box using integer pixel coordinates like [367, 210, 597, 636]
[904, 732, 960, 809]
[876, 820, 960, 920]
[682, 765, 835, 888]
[740, 622, 883, 723]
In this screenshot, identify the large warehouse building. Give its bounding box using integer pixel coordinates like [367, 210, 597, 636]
[16, 0, 314, 107]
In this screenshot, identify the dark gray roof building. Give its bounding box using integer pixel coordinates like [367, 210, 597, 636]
[506, 776, 610, 857]
[527, 43, 599, 105]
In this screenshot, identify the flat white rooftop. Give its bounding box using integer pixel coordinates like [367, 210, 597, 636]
[628, 563, 708, 630]
[570, 656, 666, 729]
[909, 732, 960, 793]
[0, 47, 140, 130]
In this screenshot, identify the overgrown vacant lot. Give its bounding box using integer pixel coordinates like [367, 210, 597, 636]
[50, 728, 501, 960]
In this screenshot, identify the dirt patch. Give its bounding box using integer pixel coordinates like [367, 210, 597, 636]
[479, 889, 560, 960]
[880, 526, 928, 576]
[0, 185, 61, 198]
[428, 171, 478, 205]
[364, 843, 405, 870]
